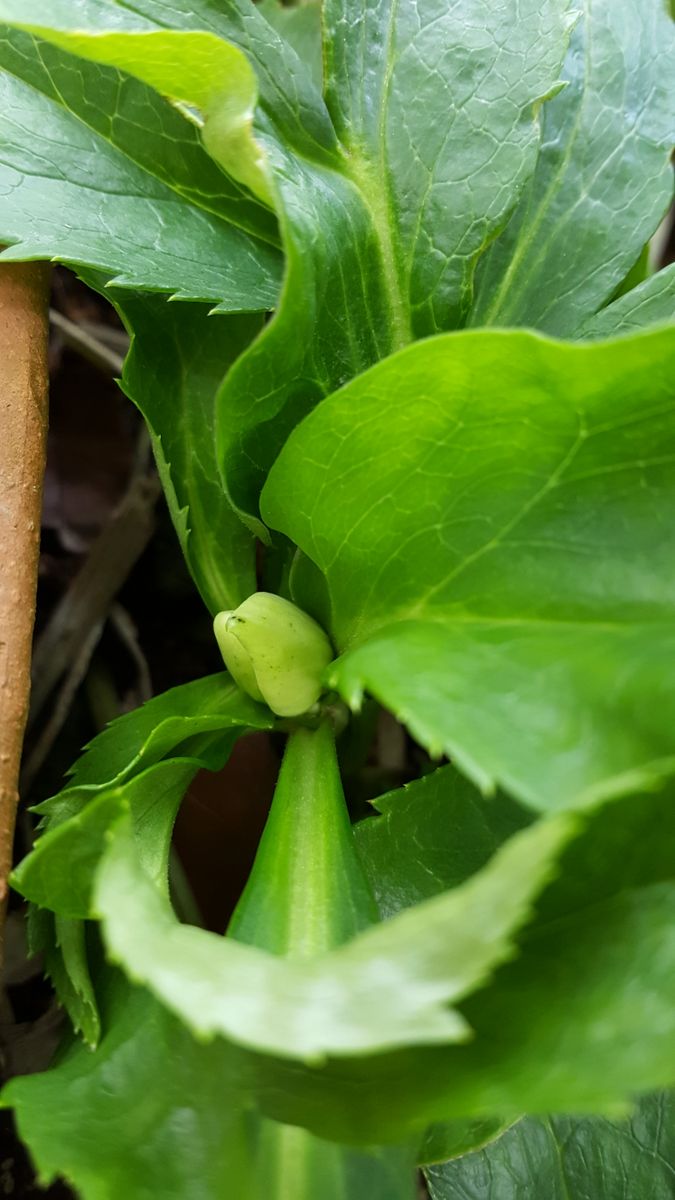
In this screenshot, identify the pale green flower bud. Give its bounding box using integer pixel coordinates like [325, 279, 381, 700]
[213, 592, 334, 718]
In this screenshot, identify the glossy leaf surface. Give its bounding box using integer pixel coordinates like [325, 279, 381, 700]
[425, 1093, 675, 1200]
[355, 766, 530, 918]
[263, 326, 675, 809]
[0, 26, 281, 307]
[471, 0, 675, 335]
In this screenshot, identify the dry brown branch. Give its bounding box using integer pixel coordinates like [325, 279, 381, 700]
[0, 262, 50, 961]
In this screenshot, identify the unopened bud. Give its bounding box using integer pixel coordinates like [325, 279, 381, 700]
[213, 592, 334, 717]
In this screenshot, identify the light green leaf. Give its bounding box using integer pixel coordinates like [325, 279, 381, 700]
[581, 264, 675, 339]
[0, 28, 281, 308]
[262, 326, 675, 809]
[425, 1093, 675, 1199]
[470, 0, 675, 335]
[113, 289, 262, 612]
[95, 806, 573, 1059]
[323, 0, 574, 335]
[251, 786, 675, 1144]
[355, 766, 531, 919]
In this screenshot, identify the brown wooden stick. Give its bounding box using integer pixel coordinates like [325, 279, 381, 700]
[0, 262, 50, 962]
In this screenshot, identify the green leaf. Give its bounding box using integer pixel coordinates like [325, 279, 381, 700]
[94, 805, 573, 1059]
[14, 759, 196, 919]
[323, 0, 575, 334]
[3, 23, 274, 199]
[218, 0, 575, 528]
[229, 723, 379, 956]
[51, 673, 272, 797]
[256, 1, 323, 91]
[2, 972, 259, 1200]
[0, 28, 281, 308]
[3, 968, 417, 1200]
[262, 326, 675, 810]
[418, 1117, 514, 1169]
[110, 0, 337, 161]
[355, 766, 531, 919]
[113, 290, 263, 612]
[581, 264, 675, 339]
[470, 0, 675, 335]
[251, 786, 675, 1145]
[28, 908, 100, 1047]
[425, 1093, 675, 1199]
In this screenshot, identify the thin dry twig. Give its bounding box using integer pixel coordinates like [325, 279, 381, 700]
[0, 262, 50, 963]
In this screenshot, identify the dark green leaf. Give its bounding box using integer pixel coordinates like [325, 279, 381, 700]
[470, 0, 675, 335]
[418, 1117, 513, 1169]
[252, 1, 323, 91]
[581, 264, 675, 339]
[323, 0, 574, 333]
[355, 766, 531, 918]
[425, 1093, 675, 1200]
[115, 291, 262, 612]
[263, 326, 675, 809]
[0, 27, 281, 307]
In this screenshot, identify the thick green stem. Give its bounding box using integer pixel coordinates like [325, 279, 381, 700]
[227, 721, 415, 1200]
[228, 721, 377, 957]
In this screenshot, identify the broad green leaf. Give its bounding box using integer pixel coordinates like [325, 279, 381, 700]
[229, 723, 378, 956]
[323, 0, 575, 334]
[425, 1092, 675, 1199]
[3, 969, 416, 1200]
[113, 290, 262, 612]
[262, 326, 675, 810]
[251, 787, 675, 1144]
[2, 971, 259, 1200]
[355, 766, 530, 918]
[0, 28, 281, 308]
[95, 807, 573, 1059]
[581, 264, 675, 339]
[217, 0, 574, 528]
[470, 0, 675, 335]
